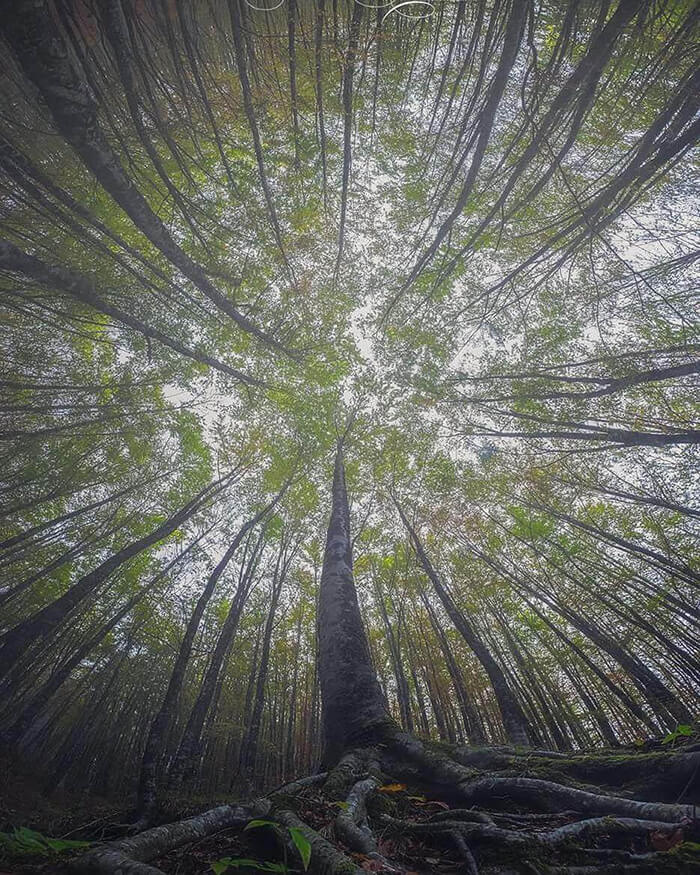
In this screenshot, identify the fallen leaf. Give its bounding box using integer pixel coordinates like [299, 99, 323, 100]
[378, 783, 407, 793]
[650, 827, 683, 851]
[377, 838, 399, 856]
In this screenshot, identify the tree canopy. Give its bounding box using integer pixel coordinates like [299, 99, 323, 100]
[0, 1, 698, 872]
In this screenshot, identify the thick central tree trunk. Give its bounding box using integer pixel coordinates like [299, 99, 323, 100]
[317, 444, 392, 764]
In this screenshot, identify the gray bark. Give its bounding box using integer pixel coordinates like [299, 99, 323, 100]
[318, 445, 392, 763]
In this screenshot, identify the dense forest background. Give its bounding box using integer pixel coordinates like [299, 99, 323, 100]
[0, 0, 698, 873]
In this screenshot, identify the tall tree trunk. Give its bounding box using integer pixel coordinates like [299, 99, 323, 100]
[395, 499, 532, 747]
[317, 444, 391, 764]
[420, 590, 487, 744]
[238, 546, 289, 782]
[134, 485, 287, 821]
[0, 476, 229, 686]
[284, 611, 303, 779]
[375, 577, 413, 732]
[1, 0, 286, 355]
[0, 242, 261, 386]
[168, 529, 270, 790]
[334, 0, 364, 277]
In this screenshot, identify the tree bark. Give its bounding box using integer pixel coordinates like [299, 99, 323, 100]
[395, 499, 532, 747]
[317, 445, 392, 764]
[0, 476, 229, 685]
[135, 486, 287, 820]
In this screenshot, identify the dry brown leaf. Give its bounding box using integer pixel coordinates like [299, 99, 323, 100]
[650, 827, 683, 851]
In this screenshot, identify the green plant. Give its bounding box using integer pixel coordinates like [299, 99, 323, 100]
[287, 827, 312, 871]
[210, 859, 288, 874]
[662, 724, 694, 746]
[0, 826, 90, 857]
[210, 818, 312, 874]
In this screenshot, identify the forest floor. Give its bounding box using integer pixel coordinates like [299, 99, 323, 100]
[0, 777, 530, 874]
[1, 738, 699, 874]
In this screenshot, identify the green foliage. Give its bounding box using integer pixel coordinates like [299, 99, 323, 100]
[244, 819, 279, 832]
[287, 827, 312, 871]
[0, 827, 90, 857]
[508, 506, 556, 541]
[662, 725, 694, 746]
[241, 820, 311, 871]
[210, 859, 288, 874]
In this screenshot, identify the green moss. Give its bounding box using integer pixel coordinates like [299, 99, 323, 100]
[422, 738, 460, 757]
[670, 840, 700, 857]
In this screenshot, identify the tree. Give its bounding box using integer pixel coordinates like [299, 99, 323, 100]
[68, 444, 698, 874]
[0, 1, 698, 872]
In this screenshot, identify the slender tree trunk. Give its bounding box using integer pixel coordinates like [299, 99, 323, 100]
[334, 0, 364, 277]
[2, 534, 204, 745]
[168, 531, 270, 790]
[285, 612, 303, 779]
[420, 590, 487, 744]
[0, 477, 228, 685]
[0, 241, 259, 386]
[1, 0, 286, 355]
[135, 485, 287, 821]
[375, 578, 413, 732]
[395, 499, 532, 746]
[238, 552, 287, 781]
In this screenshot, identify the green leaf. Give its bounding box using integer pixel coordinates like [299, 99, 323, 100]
[662, 724, 694, 744]
[210, 858, 287, 873]
[0, 826, 90, 857]
[288, 826, 312, 871]
[244, 818, 278, 832]
[45, 837, 91, 852]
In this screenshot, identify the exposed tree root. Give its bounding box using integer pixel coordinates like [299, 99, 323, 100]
[69, 775, 325, 874]
[323, 749, 368, 800]
[447, 746, 700, 800]
[455, 776, 694, 821]
[448, 829, 480, 875]
[333, 770, 404, 872]
[70, 803, 254, 874]
[381, 731, 698, 818]
[335, 776, 381, 854]
[381, 812, 685, 848]
[275, 809, 361, 874]
[68, 741, 700, 875]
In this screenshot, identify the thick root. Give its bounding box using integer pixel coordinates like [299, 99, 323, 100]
[70, 803, 253, 873]
[382, 731, 696, 821]
[449, 747, 700, 801]
[323, 749, 367, 800]
[455, 776, 695, 822]
[68, 738, 700, 874]
[335, 776, 380, 854]
[274, 809, 361, 874]
[449, 829, 480, 875]
[382, 813, 686, 848]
